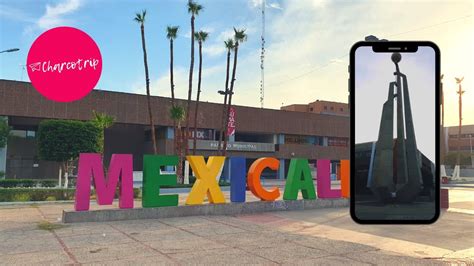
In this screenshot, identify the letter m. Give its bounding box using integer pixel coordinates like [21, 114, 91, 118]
[75, 153, 134, 211]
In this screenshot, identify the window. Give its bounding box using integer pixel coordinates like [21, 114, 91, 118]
[340, 108, 344, 112]
[309, 107, 314, 111]
[330, 106, 334, 110]
[328, 137, 349, 147]
[26, 131, 36, 139]
[324, 106, 327, 110]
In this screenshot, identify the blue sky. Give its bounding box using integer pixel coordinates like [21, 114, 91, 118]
[0, 0, 472, 126]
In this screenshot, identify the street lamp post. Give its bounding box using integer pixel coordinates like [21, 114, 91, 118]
[453, 77, 465, 179]
[0, 48, 20, 54]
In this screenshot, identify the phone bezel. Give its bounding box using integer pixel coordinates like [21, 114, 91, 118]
[349, 41, 441, 224]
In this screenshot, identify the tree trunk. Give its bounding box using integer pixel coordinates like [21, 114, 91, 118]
[193, 41, 203, 155]
[185, 15, 195, 156]
[222, 43, 239, 156]
[58, 166, 62, 188]
[64, 161, 69, 189]
[218, 49, 231, 155]
[170, 38, 182, 181]
[176, 126, 184, 184]
[141, 24, 157, 154]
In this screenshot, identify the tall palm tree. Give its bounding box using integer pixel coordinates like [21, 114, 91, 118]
[217, 39, 235, 155]
[166, 26, 179, 105]
[192, 30, 209, 155]
[135, 10, 157, 154]
[91, 110, 115, 155]
[170, 105, 186, 183]
[167, 25, 180, 169]
[222, 28, 247, 156]
[184, 0, 203, 155]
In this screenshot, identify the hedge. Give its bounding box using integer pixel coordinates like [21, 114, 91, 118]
[0, 179, 58, 188]
[0, 188, 141, 202]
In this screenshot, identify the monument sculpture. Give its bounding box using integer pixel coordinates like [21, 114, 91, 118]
[370, 52, 422, 203]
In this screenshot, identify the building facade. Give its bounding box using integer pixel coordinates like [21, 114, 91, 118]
[0, 79, 349, 180]
[281, 100, 349, 117]
[445, 124, 474, 154]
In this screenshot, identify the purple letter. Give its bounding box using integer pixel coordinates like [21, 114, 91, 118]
[317, 159, 341, 198]
[75, 153, 134, 211]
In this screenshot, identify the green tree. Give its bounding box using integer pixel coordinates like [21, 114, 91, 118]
[192, 30, 209, 155]
[184, 0, 203, 154]
[217, 39, 235, 155]
[170, 105, 186, 183]
[222, 28, 247, 156]
[135, 10, 158, 154]
[37, 120, 100, 188]
[445, 151, 471, 168]
[0, 117, 10, 148]
[91, 110, 115, 154]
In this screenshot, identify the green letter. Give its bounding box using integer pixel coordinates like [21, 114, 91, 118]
[283, 158, 316, 200]
[142, 155, 179, 208]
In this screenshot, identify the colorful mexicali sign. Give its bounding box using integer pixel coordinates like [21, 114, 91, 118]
[74, 154, 349, 211]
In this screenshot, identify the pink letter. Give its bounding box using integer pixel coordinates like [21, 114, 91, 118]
[75, 153, 134, 211]
[317, 159, 341, 198]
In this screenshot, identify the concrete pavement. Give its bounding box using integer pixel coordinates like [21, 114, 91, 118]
[0, 188, 472, 264]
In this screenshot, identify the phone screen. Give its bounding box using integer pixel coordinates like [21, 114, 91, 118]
[351, 42, 439, 223]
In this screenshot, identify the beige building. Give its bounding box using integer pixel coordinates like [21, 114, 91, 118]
[281, 100, 349, 117]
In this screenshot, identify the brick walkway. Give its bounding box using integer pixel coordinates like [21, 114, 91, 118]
[0, 188, 472, 264]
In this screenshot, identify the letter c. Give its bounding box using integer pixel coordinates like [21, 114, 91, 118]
[247, 157, 280, 201]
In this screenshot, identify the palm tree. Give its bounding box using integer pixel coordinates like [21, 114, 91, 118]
[166, 26, 179, 105]
[217, 39, 235, 155]
[192, 30, 209, 155]
[222, 28, 247, 156]
[184, 0, 203, 155]
[135, 10, 157, 154]
[167, 25, 180, 168]
[170, 105, 186, 183]
[91, 110, 115, 154]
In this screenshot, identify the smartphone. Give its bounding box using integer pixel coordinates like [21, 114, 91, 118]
[350, 41, 440, 224]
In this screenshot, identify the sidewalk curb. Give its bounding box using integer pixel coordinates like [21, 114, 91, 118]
[63, 198, 349, 223]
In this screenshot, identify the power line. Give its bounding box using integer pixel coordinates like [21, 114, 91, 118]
[266, 14, 472, 88]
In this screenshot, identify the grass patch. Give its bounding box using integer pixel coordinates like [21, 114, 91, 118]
[37, 221, 67, 231]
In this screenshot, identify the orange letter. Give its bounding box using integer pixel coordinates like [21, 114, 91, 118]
[341, 160, 350, 198]
[247, 158, 280, 201]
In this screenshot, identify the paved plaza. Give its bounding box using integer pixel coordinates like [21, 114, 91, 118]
[0, 187, 472, 265]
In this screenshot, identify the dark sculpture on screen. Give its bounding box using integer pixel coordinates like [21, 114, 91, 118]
[370, 52, 423, 203]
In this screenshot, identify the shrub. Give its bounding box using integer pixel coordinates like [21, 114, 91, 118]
[39, 180, 58, 188]
[0, 188, 142, 202]
[0, 179, 58, 188]
[0, 171, 5, 179]
[12, 193, 31, 202]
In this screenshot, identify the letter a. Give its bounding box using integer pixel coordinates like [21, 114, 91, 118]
[283, 158, 316, 200]
[186, 156, 226, 205]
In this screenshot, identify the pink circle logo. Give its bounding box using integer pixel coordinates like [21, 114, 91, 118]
[27, 27, 102, 102]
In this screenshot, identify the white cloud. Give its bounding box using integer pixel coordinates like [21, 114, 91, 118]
[268, 3, 283, 10]
[37, 0, 82, 30]
[249, 0, 284, 10]
[203, 43, 226, 57]
[197, 0, 473, 127]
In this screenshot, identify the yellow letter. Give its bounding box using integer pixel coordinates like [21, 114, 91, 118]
[186, 156, 226, 205]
